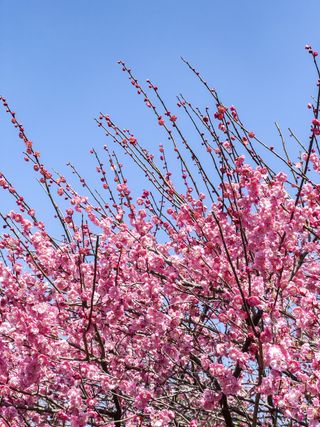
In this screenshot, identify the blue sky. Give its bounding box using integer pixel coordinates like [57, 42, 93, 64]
[0, 1, 320, 233]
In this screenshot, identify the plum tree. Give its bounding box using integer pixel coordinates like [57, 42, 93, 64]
[0, 46, 319, 426]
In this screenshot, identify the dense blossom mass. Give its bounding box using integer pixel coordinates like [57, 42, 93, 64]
[0, 48, 320, 426]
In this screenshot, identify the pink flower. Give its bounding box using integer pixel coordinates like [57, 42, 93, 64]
[201, 389, 221, 410]
[266, 345, 288, 372]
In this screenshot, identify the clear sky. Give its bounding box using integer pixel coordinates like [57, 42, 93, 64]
[0, 1, 320, 233]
